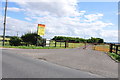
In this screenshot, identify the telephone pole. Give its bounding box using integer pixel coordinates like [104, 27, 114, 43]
[3, 0, 8, 46]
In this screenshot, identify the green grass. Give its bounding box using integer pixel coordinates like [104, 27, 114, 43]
[1, 39, 84, 49]
[108, 52, 120, 62]
[1, 43, 84, 49]
[2, 45, 67, 49]
[68, 43, 84, 48]
[0, 41, 9, 46]
[50, 41, 65, 47]
[0, 37, 10, 40]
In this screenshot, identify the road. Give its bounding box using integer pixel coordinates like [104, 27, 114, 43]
[2, 49, 102, 78]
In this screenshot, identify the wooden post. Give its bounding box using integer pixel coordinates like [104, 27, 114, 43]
[109, 43, 113, 53]
[65, 41, 68, 48]
[55, 40, 57, 47]
[43, 39, 46, 47]
[42, 39, 44, 47]
[83, 42, 86, 49]
[116, 46, 118, 54]
[60, 41, 62, 47]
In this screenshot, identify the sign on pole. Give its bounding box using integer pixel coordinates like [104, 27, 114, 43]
[37, 24, 45, 35]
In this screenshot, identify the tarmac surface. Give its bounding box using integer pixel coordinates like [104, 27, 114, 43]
[2, 49, 102, 78]
[2, 46, 118, 78]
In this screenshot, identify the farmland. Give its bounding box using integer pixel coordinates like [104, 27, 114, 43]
[94, 44, 109, 52]
[0, 37, 10, 46]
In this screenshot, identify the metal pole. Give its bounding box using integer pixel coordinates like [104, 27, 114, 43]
[3, 0, 8, 46]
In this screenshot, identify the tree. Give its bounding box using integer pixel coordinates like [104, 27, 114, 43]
[97, 38, 104, 43]
[52, 36, 86, 42]
[87, 37, 104, 43]
[9, 36, 21, 46]
[52, 36, 104, 43]
[21, 33, 43, 46]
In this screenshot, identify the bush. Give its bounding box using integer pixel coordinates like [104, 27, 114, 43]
[21, 33, 43, 46]
[9, 36, 21, 46]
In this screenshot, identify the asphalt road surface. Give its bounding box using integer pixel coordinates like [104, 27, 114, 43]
[2, 49, 102, 78]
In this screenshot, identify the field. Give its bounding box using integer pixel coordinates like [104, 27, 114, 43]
[49, 41, 84, 48]
[0, 37, 10, 41]
[94, 44, 109, 52]
[68, 43, 84, 48]
[0, 37, 10, 46]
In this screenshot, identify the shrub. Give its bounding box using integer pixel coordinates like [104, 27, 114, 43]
[9, 36, 21, 46]
[21, 33, 43, 46]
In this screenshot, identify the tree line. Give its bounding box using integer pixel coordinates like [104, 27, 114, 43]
[9, 33, 104, 46]
[52, 36, 104, 43]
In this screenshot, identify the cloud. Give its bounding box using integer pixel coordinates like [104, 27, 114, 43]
[7, 7, 25, 12]
[79, 11, 86, 15]
[24, 17, 32, 21]
[84, 13, 104, 22]
[11, 0, 79, 17]
[1, 1, 117, 42]
[100, 30, 118, 42]
[0, 17, 36, 36]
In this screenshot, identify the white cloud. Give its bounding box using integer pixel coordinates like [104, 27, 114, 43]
[79, 11, 86, 16]
[1, 1, 117, 42]
[7, 7, 25, 12]
[24, 17, 32, 21]
[84, 13, 104, 22]
[11, 0, 79, 17]
[0, 17, 37, 36]
[100, 30, 118, 42]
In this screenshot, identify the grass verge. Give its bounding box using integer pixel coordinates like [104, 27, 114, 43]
[108, 52, 120, 62]
[1, 45, 69, 49]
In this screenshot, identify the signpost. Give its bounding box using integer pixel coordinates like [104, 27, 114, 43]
[37, 24, 46, 46]
[37, 24, 45, 36]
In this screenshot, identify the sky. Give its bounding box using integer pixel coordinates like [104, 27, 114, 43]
[0, 0, 118, 42]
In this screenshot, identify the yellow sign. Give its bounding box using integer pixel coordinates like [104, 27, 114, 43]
[37, 24, 45, 35]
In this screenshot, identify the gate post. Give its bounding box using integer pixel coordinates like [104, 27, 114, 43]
[65, 41, 68, 48]
[116, 45, 118, 54]
[55, 40, 57, 47]
[109, 43, 113, 53]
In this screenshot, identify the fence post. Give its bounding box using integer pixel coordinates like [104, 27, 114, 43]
[60, 40, 62, 47]
[116, 45, 118, 54]
[42, 39, 46, 47]
[83, 42, 86, 49]
[55, 40, 56, 47]
[109, 43, 113, 53]
[65, 41, 68, 48]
